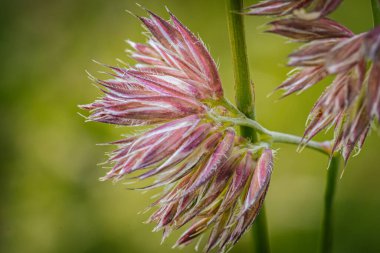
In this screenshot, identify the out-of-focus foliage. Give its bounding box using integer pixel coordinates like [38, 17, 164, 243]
[1, 1, 379, 253]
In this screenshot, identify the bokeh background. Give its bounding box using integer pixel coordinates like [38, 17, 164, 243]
[1, 0, 379, 252]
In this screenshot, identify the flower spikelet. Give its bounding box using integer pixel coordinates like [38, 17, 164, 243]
[247, 0, 342, 19]
[267, 18, 353, 42]
[270, 20, 380, 162]
[81, 9, 274, 253]
[247, 0, 380, 162]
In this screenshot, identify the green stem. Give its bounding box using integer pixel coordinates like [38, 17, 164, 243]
[208, 113, 332, 155]
[225, 0, 257, 142]
[252, 204, 270, 253]
[225, 0, 269, 252]
[371, 0, 380, 26]
[320, 156, 340, 253]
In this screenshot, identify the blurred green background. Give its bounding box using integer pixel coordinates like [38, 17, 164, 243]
[1, 0, 380, 252]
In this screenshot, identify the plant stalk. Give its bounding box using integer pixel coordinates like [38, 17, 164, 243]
[251, 203, 270, 253]
[320, 155, 340, 253]
[371, 0, 380, 26]
[225, 0, 270, 252]
[225, 0, 257, 142]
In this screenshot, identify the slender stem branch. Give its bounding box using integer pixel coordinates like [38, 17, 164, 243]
[209, 113, 332, 155]
[371, 0, 380, 26]
[268, 130, 330, 154]
[320, 155, 340, 253]
[225, 0, 269, 252]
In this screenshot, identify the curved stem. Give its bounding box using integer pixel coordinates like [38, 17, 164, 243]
[320, 155, 340, 253]
[371, 0, 380, 26]
[268, 130, 330, 154]
[225, 0, 269, 252]
[209, 113, 332, 155]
